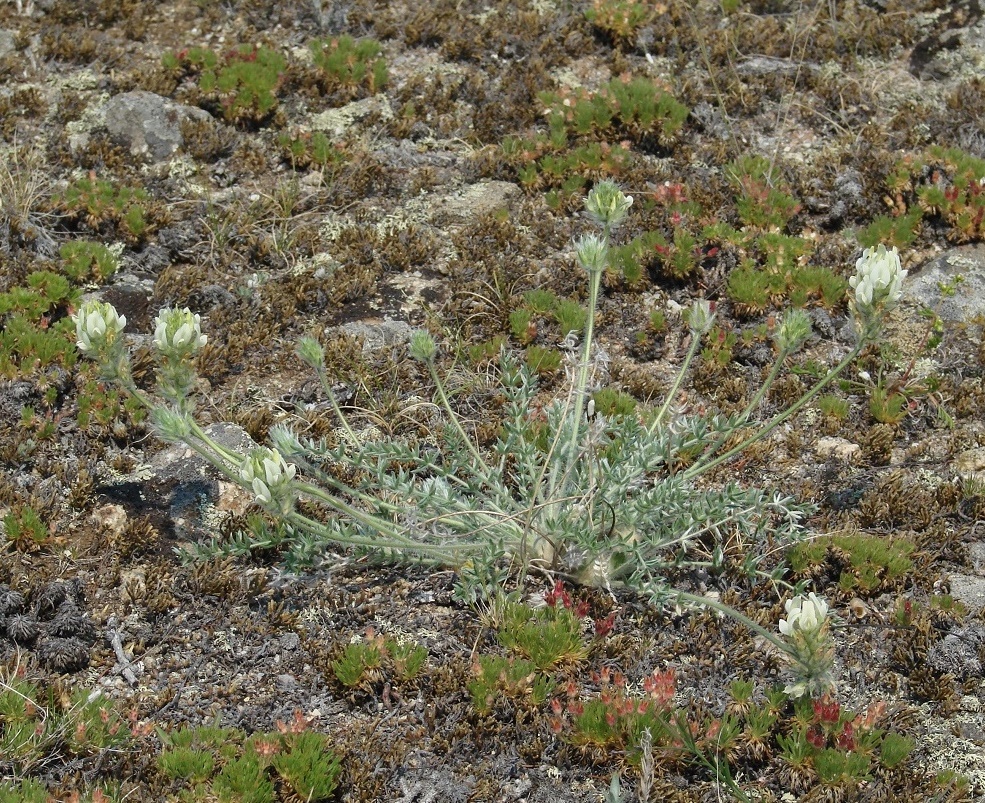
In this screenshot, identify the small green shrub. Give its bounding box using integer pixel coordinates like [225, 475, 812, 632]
[60, 240, 119, 283]
[468, 655, 553, 714]
[728, 155, 801, 232]
[509, 307, 535, 344]
[817, 394, 849, 421]
[332, 637, 385, 688]
[553, 299, 587, 338]
[159, 722, 340, 803]
[310, 35, 387, 98]
[272, 731, 341, 801]
[788, 534, 915, 594]
[856, 211, 922, 250]
[332, 632, 427, 688]
[56, 177, 150, 240]
[166, 44, 286, 124]
[213, 753, 275, 803]
[592, 387, 637, 416]
[3, 505, 47, 549]
[277, 130, 345, 170]
[524, 344, 562, 375]
[496, 600, 587, 670]
[0, 778, 47, 803]
[585, 0, 653, 45]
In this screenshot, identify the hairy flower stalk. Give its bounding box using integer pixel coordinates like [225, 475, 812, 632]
[683, 247, 908, 480]
[650, 299, 716, 431]
[567, 182, 632, 488]
[676, 590, 836, 699]
[778, 593, 837, 699]
[152, 308, 207, 409]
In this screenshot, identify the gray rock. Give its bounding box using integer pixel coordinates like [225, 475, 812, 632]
[103, 90, 212, 161]
[429, 180, 521, 224]
[904, 244, 985, 322]
[0, 30, 16, 59]
[948, 572, 985, 613]
[926, 624, 985, 681]
[311, 94, 393, 138]
[338, 318, 414, 352]
[101, 423, 259, 545]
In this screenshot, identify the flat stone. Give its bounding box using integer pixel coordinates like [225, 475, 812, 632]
[311, 94, 393, 137]
[338, 318, 414, 352]
[948, 573, 985, 613]
[429, 180, 522, 223]
[103, 90, 212, 161]
[904, 244, 985, 322]
[815, 436, 862, 464]
[954, 447, 985, 484]
[0, 30, 16, 59]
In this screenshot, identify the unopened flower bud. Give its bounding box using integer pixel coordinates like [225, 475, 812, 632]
[269, 423, 304, 458]
[296, 337, 325, 370]
[686, 299, 715, 336]
[150, 406, 192, 442]
[409, 330, 437, 363]
[574, 233, 609, 274]
[774, 308, 812, 352]
[585, 180, 633, 230]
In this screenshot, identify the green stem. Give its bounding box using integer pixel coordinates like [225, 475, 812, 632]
[682, 341, 863, 481]
[691, 344, 793, 468]
[314, 367, 359, 445]
[567, 258, 604, 480]
[650, 326, 704, 434]
[427, 361, 493, 481]
[676, 591, 794, 660]
[283, 509, 474, 559]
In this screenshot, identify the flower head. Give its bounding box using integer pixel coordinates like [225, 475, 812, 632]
[153, 308, 207, 360]
[73, 300, 126, 358]
[585, 181, 633, 230]
[779, 592, 829, 637]
[409, 330, 437, 363]
[778, 592, 836, 699]
[849, 245, 907, 319]
[240, 447, 297, 514]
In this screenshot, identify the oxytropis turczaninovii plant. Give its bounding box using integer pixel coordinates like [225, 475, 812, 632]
[73, 185, 907, 692]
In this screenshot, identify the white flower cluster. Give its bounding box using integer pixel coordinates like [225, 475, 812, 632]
[240, 447, 297, 513]
[779, 592, 829, 637]
[153, 307, 207, 360]
[778, 592, 836, 699]
[849, 244, 907, 315]
[73, 300, 126, 358]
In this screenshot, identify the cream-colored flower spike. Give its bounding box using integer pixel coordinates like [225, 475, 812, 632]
[240, 447, 297, 513]
[73, 300, 126, 357]
[849, 244, 907, 315]
[153, 307, 208, 359]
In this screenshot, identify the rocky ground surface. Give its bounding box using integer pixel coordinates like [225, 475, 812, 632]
[3, 0, 985, 801]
